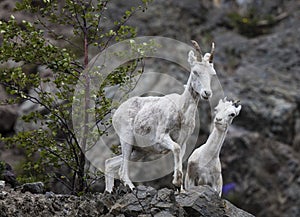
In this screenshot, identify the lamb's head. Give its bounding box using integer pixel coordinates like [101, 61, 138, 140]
[188, 41, 216, 100]
[213, 98, 241, 131]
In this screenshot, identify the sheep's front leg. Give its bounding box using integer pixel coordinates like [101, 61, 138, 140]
[161, 134, 183, 188]
[119, 140, 135, 190]
[105, 155, 122, 193]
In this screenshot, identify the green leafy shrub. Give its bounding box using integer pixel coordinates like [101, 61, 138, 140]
[0, 0, 151, 194]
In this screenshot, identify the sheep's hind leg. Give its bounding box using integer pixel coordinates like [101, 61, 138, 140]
[119, 140, 135, 190]
[105, 155, 122, 193]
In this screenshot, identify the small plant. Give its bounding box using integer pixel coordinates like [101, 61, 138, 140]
[227, 8, 275, 38]
[0, 161, 5, 178]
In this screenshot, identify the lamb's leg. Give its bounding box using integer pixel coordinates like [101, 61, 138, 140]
[185, 161, 198, 190]
[217, 173, 223, 197]
[161, 134, 183, 188]
[184, 168, 192, 190]
[105, 155, 122, 193]
[119, 140, 135, 190]
[184, 173, 190, 190]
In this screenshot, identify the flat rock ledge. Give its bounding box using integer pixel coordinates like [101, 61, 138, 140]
[0, 184, 254, 217]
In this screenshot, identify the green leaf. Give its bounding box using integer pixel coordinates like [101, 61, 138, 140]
[1, 0, 151, 194]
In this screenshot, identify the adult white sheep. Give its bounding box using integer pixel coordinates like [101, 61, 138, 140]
[105, 41, 217, 193]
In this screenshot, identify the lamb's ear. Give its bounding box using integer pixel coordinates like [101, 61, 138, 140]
[218, 98, 224, 106]
[188, 50, 197, 66]
[235, 105, 242, 115]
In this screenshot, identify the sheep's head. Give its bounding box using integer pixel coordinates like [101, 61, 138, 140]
[188, 41, 216, 100]
[213, 97, 241, 131]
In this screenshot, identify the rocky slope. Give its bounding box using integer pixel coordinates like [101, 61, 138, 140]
[0, 183, 254, 217]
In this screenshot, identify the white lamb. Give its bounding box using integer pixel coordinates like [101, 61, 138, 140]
[185, 98, 241, 197]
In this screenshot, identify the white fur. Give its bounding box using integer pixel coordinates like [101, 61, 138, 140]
[105, 45, 217, 193]
[185, 98, 241, 197]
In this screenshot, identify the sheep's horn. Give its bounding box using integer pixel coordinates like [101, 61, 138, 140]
[208, 42, 215, 63]
[191, 40, 203, 62]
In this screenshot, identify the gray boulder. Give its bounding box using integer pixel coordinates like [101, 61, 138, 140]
[176, 186, 254, 217]
[0, 161, 18, 188]
[107, 184, 254, 217]
[21, 182, 45, 194]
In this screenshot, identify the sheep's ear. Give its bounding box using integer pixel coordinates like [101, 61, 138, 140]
[203, 53, 211, 62]
[188, 50, 197, 66]
[218, 98, 224, 106]
[235, 105, 242, 115]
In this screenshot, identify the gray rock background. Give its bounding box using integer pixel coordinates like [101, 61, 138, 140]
[0, 0, 300, 217]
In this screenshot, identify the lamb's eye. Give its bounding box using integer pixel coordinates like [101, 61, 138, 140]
[229, 113, 235, 117]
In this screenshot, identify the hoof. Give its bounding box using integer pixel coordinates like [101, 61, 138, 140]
[172, 178, 183, 188]
[124, 181, 135, 191]
[172, 170, 183, 187]
[180, 187, 187, 194]
[104, 186, 113, 194]
[104, 189, 113, 194]
[126, 184, 135, 192]
[175, 185, 181, 192]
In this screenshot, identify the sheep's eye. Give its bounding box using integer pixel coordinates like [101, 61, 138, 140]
[193, 70, 199, 76]
[229, 113, 235, 117]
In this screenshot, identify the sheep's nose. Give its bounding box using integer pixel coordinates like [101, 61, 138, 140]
[216, 117, 222, 122]
[204, 90, 212, 97]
